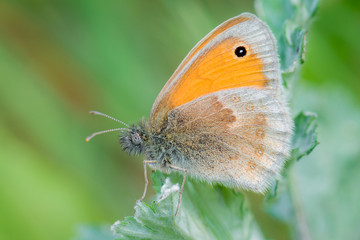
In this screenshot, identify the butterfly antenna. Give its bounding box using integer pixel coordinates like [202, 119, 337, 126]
[89, 110, 129, 127]
[86, 111, 131, 142]
[86, 128, 129, 142]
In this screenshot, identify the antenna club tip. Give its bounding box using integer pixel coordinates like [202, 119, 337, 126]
[85, 138, 90, 143]
[89, 111, 96, 115]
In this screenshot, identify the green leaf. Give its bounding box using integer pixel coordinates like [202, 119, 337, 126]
[112, 172, 261, 240]
[290, 112, 319, 162]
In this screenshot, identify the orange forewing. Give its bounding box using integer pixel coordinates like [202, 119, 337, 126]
[169, 38, 267, 108]
[151, 36, 268, 126]
[160, 15, 251, 94]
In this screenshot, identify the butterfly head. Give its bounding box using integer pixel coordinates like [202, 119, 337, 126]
[119, 121, 148, 156]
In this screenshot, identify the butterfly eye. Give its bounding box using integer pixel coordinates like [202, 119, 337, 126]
[131, 133, 141, 145]
[234, 46, 247, 57]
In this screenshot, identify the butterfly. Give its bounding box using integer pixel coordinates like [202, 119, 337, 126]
[87, 13, 293, 216]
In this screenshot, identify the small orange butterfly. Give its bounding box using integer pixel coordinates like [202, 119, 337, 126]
[87, 13, 293, 216]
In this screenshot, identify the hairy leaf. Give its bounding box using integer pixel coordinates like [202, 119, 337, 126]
[112, 172, 260, 240]
[290, 112, 319, 162]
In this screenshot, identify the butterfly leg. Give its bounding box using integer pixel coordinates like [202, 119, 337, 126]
[168, 164, 187, 216]
[137, 160, 157, 202]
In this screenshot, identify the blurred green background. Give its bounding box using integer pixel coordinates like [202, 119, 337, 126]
[0, 0, 359, 239]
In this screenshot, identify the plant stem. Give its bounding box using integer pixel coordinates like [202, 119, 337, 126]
[244, 192, 292, 240]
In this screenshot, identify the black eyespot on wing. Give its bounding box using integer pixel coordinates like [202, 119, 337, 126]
[234, 46, 246, 57]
